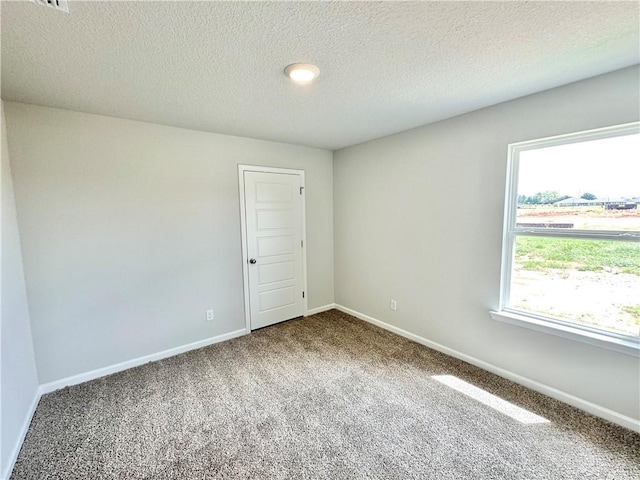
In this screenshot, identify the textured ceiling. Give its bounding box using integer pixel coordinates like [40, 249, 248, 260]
[2, 1, 639, 150]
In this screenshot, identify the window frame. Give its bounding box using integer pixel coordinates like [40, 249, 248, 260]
[491, 122, 640, 357]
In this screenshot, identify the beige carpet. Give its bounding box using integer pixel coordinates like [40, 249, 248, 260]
[11, 309, 640, 479]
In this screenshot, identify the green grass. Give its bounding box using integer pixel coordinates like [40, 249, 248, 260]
[515, 237, 640, 276]
[623, 305, 640, 325]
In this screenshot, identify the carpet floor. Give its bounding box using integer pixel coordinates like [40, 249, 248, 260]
[11, 309, 640, 479]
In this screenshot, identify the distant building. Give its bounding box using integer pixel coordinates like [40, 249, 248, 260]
[553, 197, 639, 209]
[602, 199, 638, 210]
[553, 197, 594, 206]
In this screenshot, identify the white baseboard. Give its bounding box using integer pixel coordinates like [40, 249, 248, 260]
[1, 387, 42, 480]
[306, 303, 336, 316]
[334, 304, 640, 433]
[40, 329, 246, 395]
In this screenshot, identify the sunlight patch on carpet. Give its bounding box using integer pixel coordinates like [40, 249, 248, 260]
[432, 375, 550, 424]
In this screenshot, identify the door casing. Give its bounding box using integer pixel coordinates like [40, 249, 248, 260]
[238, 164, 308, 333]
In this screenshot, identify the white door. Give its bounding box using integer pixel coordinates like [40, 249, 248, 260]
[242, 169, 305, 330]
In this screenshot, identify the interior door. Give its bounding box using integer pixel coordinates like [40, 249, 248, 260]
[244, 170, 304, 330]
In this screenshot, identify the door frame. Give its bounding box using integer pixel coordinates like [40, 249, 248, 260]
[238, 164, 308, 333]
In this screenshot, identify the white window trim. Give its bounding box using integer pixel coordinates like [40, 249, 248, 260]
[492, 122, 640, 357]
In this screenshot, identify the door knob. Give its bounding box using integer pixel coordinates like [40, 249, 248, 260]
[249, 258, 257, 264]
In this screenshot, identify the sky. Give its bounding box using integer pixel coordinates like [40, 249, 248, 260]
[517, 132, 640, 199]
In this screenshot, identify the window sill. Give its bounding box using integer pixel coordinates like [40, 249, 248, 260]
[489, 310, 640, 357]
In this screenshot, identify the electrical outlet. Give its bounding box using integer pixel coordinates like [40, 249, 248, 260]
[390, 300, 397, 311]
[206, 309, 214, 321]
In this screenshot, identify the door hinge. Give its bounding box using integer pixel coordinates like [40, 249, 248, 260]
[302, 291, 305, 298]
[301, 240, 304, 248]
[300, 186, 304, 195]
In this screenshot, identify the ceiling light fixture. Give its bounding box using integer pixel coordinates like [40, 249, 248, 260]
[284, 63, 320, 84]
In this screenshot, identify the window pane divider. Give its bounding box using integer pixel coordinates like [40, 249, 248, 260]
[509, 228, 640, 241]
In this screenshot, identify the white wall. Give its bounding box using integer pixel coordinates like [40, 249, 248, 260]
[4, 103, 334, 384]
[1, 102, 40, 478]
[334, 66, 640, 420]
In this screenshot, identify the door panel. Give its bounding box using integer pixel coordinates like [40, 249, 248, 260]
[244, 171, 304, 329]
[258, 262, 294, 285]
[256, 182, 293, 203]
[257, 235, 294, 257]
[257, 210, 293, 229]
[259, 286, 296, 311]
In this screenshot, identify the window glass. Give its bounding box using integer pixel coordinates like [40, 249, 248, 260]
[499, 123, 640, 346]
[509, 236, 640, 337]
[515, 133, 640, 232]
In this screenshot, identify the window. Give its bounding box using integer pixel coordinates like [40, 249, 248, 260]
[491, 122, 640, 356]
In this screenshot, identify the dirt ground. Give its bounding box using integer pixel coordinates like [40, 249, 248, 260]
[510, 268, 640, 337]
[517, 206, 640, 230]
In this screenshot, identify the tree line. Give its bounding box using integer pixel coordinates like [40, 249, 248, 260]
[517, 191, 596, 205]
